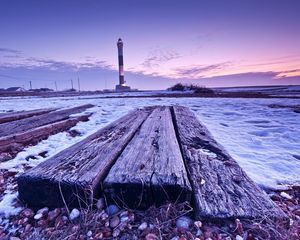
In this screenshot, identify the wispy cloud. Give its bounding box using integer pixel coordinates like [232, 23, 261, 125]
[172, 62, 232, 79]
[142, 49, 181, 68]
[0, 48, 22, 54]
[0, 51, 113, 72]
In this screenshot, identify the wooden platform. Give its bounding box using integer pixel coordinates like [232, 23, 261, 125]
[17, 106, 285, 219]
[0, 104, 93, 162]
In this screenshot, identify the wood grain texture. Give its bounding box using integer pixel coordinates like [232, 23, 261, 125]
[17, 108, 152, 208]
[103, 106, 192, 209]
[0, 108, 57, 124]
[0, 104, 93, 138]
[172, 106, 286, 219]
[0, 114, 91, 162]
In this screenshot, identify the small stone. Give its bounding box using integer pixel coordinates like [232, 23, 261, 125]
[72, 225, 80, 233]
[79, 234, 85, 240]
[113, 228, 120, 237]
[101, 212, 109, 220]
[236, 235, 243, 240]
[62, 216, 69, 222]
[37, 219, 47, 227]
[270, 193, 281, 201]
[69, 208, 80, 221]
[102, 228, 112, 238]
[145, 233, 159, 240]
[87, 230, 92, 237]
[194, 220, 202, 228]
[24, 224, 32, 232]
[105, 205, 119, 216]
[22, 208, 34, 218]
[176, 216, 192, 230]
[280, 192, 292, 200]
[294, 209, 300, 216]
[37, 207, 49, 216]
[48, 208, 61, 222]
[96, 198, 105, 210]
[34, 213, 43, 220]
[138, 222, 148, 231]
[109, 216, 120, 228]
[119, 210, 129, 217]
[10, 237, 21, 240]
[196, 229, 203, 236]
[94, 232, 103, 239]
[120, 215, 129, 222]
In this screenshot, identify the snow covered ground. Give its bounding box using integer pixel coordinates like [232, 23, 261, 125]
[0, 95, 300, 216]
[215, 85, 300, 96]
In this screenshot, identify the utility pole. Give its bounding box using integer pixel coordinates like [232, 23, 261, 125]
[55, 81, 58, 91]
[29, 81, 32, 90]
[71, 79, 74, 90]
[77, 77, 81, 92]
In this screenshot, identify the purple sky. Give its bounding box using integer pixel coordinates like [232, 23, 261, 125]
[0, 0, 300, 90]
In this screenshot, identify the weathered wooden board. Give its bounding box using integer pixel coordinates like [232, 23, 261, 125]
[172, 106, 286, 219]
[17, 108, 152, 208]
[0, 114, 91, 162]
[0, 104, 93, 138]
[0, 108, 57, 124]
[103, 106, 192, 209]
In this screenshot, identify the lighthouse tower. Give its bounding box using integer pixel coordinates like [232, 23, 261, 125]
[116, 38, 131, 92]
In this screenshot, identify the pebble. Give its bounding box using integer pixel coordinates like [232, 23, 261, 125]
[34, 213, 43, 220]
[37, 207, 49, 216]
[48, 208, 61, 221]
[69, 208, 80, 221]
[37, 219, 47, 227]
[120, 215, 129, 222]
[145, 233, 159, 240]
[138, 222, 148, 231]
[96, 198, 105, 210]
[294, 209, 300, 216]
[176, 216, 192, 230]
[24, 224, 32, 232]
[94, 232, 103, 239]
[72, 225, 80, 233]
[87, 230, 92, 237]
[280, 192, 293, 200]
[113, 228, 121, 237]
[194, 220, 202, 228]
[109, 215, 120, 228]
[22, 209, 34, 218]
[105, 205, 119, 216]
[196, 229, 203, 236]
[236, 235, 243, 240]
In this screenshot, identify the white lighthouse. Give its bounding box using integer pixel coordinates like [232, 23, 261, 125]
[116, 38, 131, 92]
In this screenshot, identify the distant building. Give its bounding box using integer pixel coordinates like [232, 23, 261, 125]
[6, 87, 26, 92]
[115, 38, 131, 92]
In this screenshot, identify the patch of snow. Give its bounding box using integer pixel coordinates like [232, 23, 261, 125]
[0, 192, 22, 218]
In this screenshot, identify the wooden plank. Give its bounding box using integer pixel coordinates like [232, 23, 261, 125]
[172, 106, 286, 219]
[0, 108, 57, 124]
[0, 104, 93, 138]
[103, 106, 192, 209]
[17, 107, 152, 208]
[0, 114, 91, 162]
